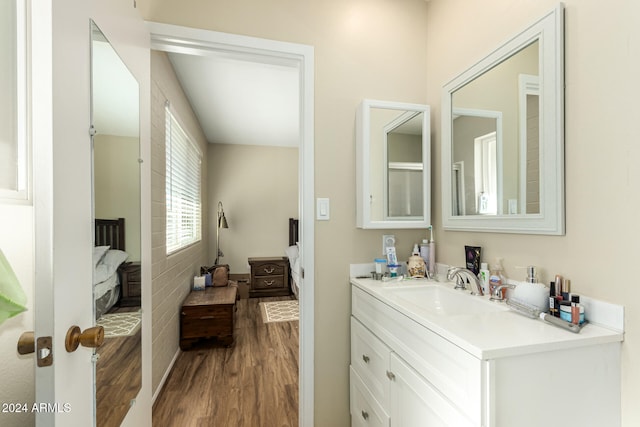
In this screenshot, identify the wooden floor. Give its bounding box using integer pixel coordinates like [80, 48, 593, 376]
[96, 327, 142, 427]
[153, 296, 299, 427]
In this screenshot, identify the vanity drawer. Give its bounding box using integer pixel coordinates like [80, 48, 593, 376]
[352, 286, 482, 424]
[350, 367, 389, 427]
[351, 316, 391, 408]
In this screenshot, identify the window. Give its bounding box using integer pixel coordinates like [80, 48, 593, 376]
[165, 103, 202, 254]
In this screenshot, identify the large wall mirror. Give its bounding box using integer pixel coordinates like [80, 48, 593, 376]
[356, 99, 431, 229]
[91, 20, 142, 426]
[442, 4, 564, 234]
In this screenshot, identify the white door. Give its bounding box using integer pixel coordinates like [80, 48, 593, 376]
[32, 1, 149, 425]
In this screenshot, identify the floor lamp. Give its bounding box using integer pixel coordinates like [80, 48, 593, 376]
[215, 201, 229, 265]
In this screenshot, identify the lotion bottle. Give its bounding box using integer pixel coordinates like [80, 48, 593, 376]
[479, 262, 490, 294]
[428, 226, 436, 276]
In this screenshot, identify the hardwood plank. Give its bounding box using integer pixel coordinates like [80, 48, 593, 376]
[153, 296, 299, 426]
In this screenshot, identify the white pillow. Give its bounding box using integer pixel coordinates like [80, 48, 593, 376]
[93, 249, 129, 285]
[93, 246, 110, 268]
[285, 244, 299, 263]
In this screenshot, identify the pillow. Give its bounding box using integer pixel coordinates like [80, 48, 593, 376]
[93, 246, 110, 268]
[212, 266, 228, 287]
[93, 249, 129, 285]
[285, 244, 299, 263]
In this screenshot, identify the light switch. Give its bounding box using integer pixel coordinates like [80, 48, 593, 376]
[316, 198, 330, 220]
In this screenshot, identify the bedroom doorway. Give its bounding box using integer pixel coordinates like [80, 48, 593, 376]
[149, 24, 315, 425]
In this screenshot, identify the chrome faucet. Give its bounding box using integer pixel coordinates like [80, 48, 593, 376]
[490, 284, 516, 302]
[447, 267, 484, 296]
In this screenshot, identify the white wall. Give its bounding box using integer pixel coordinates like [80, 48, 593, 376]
[0, 205, 34, 427]
[425, 1, 640, 424]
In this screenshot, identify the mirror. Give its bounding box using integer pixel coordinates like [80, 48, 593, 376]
[356, 99, 431, 229]
[91, 21, 141, 426]
[442, 4, 564, 234]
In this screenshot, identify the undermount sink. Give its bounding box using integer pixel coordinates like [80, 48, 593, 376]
[384, 284, 509, 317]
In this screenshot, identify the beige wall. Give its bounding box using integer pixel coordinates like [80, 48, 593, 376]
[149, 50, 209, 393]
[426, 0, 640, 425]
[94, 134, 141, 261]
[141, 0, 640, 425]
[207, 143, 298, 274]
[141, 1, 430, 425]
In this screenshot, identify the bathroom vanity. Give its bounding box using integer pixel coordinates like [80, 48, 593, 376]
[350, 278, 623, 427]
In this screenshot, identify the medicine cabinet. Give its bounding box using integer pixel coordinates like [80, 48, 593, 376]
[441, 4, 565, 234]
[356, 99, 431, 229]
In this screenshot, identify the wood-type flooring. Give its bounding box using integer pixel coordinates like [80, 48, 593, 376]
[152, 296, 299, 427]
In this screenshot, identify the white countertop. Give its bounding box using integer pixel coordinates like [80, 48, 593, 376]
[351, 276, 624, 359]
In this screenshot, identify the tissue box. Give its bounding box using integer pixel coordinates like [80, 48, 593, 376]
[193, 275, 206, 291]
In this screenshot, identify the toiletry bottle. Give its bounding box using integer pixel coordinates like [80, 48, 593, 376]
[489, 258, 507, 298]
[548, 282, 557, 317]
[428, 226, 436, 276]
[554, 274, 564, 298]
[571, 295, 581, 325]
[479, 262, 490, 294]
[408, 244, 426, 278]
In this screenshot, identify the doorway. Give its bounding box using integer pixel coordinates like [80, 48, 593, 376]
[148, 23, 315, 425]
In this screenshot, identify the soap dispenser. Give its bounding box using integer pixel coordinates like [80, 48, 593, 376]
[407, 244, 426, 278]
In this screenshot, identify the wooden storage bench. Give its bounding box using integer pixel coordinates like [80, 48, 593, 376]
[179, 286, 237, 350]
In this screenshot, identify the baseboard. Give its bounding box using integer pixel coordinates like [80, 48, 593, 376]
[151, 347, 181, 405]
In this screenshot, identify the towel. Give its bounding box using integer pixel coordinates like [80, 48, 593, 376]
[0, 249, 27, 325]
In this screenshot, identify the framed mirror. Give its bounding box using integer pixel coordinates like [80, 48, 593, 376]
[442, 4, 564, 234]
[90, 20, 142, 426]
[356, 99, 431, 229]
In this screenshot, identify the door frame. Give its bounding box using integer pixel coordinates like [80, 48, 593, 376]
[148, 23, 315, 426]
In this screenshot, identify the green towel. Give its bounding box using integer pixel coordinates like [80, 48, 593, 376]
[0, 249, 27, 325]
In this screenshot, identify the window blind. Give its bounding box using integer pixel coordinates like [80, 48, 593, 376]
[165, 103, 202, 254]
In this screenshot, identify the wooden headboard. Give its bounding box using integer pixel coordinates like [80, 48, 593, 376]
[95, 218, 126, 251]
[289, 218, 299, 246]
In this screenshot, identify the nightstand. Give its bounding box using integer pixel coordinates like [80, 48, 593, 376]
[248, 256, 290, 298]
[119, 261, 141, 307]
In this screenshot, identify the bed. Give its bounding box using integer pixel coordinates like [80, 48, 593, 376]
[93, 218, 130, 318]
[285, 218, 301, 299]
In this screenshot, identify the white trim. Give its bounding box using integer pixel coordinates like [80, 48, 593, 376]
[147, 22, 315, 426]
[518, 74, 540, 215]
[151, 348, 182, 404]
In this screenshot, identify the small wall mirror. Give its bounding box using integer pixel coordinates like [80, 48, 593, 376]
[91, 20, 142, 426]
[356, 99, 431, 229]
[442, 4, 564, 234]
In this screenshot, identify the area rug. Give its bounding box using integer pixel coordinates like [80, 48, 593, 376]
[97, 311, 141, 338]
[260, 300, 299, 323]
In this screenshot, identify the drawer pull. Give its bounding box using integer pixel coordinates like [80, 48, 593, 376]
[362, 354, 370, 363]
[264, 280, 275, 287]
[361, 410, 369, 420]
[200, 316, 215, 320]
[263, 266, 275, 274]
[386, 370, 396, 381]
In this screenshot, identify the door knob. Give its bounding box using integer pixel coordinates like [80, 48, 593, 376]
[65, 325, 104, 352]
[17, 331, 35, 355]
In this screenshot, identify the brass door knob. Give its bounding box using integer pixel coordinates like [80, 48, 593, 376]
[65, 325, 104, 352]
[17, 331, 35, 355]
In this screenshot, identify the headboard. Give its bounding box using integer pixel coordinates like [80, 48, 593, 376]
[95, 218, 126, 251]
[289, 218, 299, 246]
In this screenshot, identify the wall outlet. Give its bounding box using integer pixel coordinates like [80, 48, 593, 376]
[382, 234, 395, 255]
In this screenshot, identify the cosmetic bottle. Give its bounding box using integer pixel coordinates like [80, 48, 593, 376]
[479, 262, 490, 294]
[407, 244, 426, 278]
[554, 274, 564, 297]
[571, 295, 583, 325]
[548, 282, 557, 317]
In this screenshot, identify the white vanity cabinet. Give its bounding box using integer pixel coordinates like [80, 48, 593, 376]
[350, 283, 622, 427]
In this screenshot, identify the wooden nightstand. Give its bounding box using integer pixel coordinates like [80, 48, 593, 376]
[119, 261, 141, 307]
[248, 256, 290, 298]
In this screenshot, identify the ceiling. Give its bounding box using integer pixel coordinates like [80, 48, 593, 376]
[167, 51, 300, 147]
